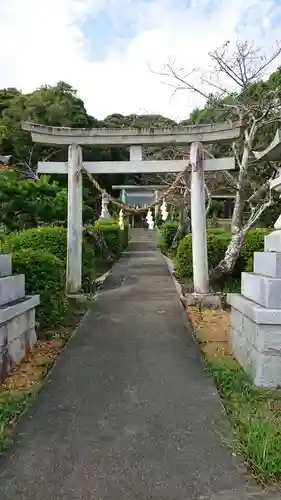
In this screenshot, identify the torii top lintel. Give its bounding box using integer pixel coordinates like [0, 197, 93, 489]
[22, 121, 241, 147]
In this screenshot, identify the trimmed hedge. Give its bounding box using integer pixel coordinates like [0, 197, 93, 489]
[157, 222, 229, 256]
[1, 222, 129, 326]
[12, 249, 69, 330]
[93, 221, 122, 256]
[241, 228, 269, 267]
[1, 226, 96, 288]
[175, 228, 270, 279]
[87, 221, 129, 255]
[175, 231, 231, 278]
[1, 227, 67, 257]
[157, 221, 178, 255]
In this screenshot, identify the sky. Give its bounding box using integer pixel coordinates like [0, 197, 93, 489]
[0, 0, 281, 122]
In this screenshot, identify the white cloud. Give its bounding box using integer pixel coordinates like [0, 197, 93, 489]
[0, 0, 280, 121]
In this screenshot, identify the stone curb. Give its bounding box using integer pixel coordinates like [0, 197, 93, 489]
[162, 255, 186, 305]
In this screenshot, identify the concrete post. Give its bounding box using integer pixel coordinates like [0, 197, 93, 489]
[190, 142, 209, 294]
[66, 144, 83, 295]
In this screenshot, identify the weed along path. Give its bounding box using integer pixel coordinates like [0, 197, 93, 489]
[0, 230, 274, 499]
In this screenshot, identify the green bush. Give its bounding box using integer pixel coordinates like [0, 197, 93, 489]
[157, 221, 178, 254]
[175, 228, 269, 279]
[0, 175, 68, 233]
[1, 227, 67, 257]
[12, 249, 69, 330]
[88, 221, 127, 256]
[1, 226, 97, 292]
[175, 231, 231, 278]
[1, 225, 96, 267]
[242, 228, 270, 263]
[120, 222, 129, 250]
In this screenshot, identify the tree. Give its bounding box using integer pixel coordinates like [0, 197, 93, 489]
[0, 82, 98, 177]
[154, 40, 281, 284]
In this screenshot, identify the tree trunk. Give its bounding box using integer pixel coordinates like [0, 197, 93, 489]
[171, 208, 190, 249]
[209, 229, 245, 286]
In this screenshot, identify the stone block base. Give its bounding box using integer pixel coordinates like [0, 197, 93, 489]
[184, 292, 222, 308]
[0, 299, 39, 382]
[228, 293, 281, 387]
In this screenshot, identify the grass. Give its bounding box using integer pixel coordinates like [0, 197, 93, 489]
[207, 358, 281, 484]
[0, 390, 36, 452]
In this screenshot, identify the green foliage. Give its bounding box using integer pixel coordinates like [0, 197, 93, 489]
[121, 223, 129, 250]
[241, 228, 270, 273]
[0, 174, 95, 233]
[88, 221, 125, 256]
[1, 226, 97, 293]
[0, 175, 67, 233]
[0, 82, 97, 163]
[175, 231, 231, 278]
[12, 249, 69, 329]
[157, 221, 178, 254]
[1, 227, 67, 256]
[0, 391, 34, 452]
[242, 228, 270, 263]
[175, 228, 269, 281]
[208, 358, 281, 482]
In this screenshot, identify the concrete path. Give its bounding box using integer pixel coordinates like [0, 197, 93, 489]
[0, 231, 273, 499]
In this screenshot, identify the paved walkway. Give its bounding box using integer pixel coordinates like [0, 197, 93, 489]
[0, 231, 273, 499]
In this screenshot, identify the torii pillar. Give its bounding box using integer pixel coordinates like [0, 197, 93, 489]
[67, 145, 83, 295]
[190, 142, 209, 294]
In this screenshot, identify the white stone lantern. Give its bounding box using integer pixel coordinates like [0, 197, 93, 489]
[146, 209, 154, 230]
[160, 199, 168, 221]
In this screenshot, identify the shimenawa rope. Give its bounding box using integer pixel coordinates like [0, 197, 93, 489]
[81, 163, 190, 215]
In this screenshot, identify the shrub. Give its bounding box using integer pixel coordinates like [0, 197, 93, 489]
[174, 228, 271, 280]
[1, 227, 67, 257]
[121, 223, 129, 249]
[1, 226, 97, 291]
[0, 175, 68, 233]
[157, 221, 178, 254]
[88, 221, 125, 256]
[12, 249, 69, 330]
[175, 231, 231, 278]
[242, 228, 270, 264]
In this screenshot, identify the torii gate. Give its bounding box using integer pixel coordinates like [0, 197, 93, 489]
[22, 121, 241, 296]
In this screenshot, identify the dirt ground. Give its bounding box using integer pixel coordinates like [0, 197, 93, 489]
[0, 339, 63, 394]
[187, 306, 234, 360]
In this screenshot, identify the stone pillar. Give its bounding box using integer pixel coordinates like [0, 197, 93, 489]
[190, 142, 209, 294]
[66, 144, 83, 295]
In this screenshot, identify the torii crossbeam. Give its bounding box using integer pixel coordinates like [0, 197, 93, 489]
[22, 121, 241, 296]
